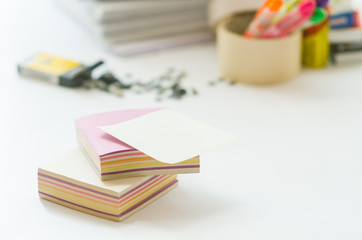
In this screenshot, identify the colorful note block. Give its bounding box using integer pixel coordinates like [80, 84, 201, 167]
[75, 109, 202, 180]
[38, 148, 178, 222]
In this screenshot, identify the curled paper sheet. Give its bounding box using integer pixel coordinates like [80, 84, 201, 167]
[100, 109, 235, 164]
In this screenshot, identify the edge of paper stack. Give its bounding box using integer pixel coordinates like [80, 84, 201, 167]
[38, 148, 178, 222]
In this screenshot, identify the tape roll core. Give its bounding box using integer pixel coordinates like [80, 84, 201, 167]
[217, 13, 302, 84]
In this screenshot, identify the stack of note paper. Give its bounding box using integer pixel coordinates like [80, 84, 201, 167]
[56, 0, 213, 56]
[38, 108, 233, 221]
[75, 109, 200, 180]
[38, 148, 177, 221]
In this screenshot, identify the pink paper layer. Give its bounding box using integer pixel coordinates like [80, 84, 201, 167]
[75, 108, 162, 157]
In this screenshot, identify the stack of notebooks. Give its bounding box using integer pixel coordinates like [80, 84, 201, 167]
[38, 108, 233, 221]
[328, 0, 362, 63]
[56, 0, 213, 56]
[329, 0, 362, 42]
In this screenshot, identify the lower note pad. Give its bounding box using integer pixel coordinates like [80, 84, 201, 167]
[38, 148, 178, 222]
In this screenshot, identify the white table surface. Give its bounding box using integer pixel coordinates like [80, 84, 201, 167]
[1, 1, 362, 239]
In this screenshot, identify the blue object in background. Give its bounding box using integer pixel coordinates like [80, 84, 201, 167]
[330, 11, 358, 29]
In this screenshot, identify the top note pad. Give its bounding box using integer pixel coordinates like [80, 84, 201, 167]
[100, 109, 235, 164]
[75, 109, 201, 180]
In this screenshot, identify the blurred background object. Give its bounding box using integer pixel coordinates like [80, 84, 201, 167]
[55, 0, 267, 56]
[217, 12, 302, 84]
[328, 0, 362, 63]
[56, 0, 213, 56]
[54, 0, 362, 63]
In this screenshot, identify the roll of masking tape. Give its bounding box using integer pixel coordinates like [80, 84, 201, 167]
[216, 12, 302, 84]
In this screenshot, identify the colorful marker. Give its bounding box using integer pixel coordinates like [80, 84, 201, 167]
[316, 0, 329, 7]
[271, 0, 303, 24]
[281, 0, 316, 36]
[244, 0, 283, 37]
[302, 7, 328, 29]
[260, 0, 316, 38]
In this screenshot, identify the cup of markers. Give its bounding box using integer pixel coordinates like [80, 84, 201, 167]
[244, 0, 330, 67]
[216, 0, 329, 84]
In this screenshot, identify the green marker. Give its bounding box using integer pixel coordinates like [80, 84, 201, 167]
[302, 7, 328, 29]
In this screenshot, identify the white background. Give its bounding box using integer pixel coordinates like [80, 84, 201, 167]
[1, 0, 362, 239]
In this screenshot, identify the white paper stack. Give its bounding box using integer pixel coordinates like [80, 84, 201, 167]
[56, 0, 213, 56]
